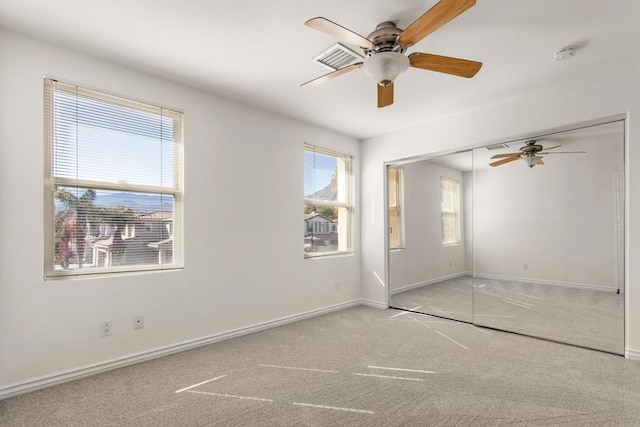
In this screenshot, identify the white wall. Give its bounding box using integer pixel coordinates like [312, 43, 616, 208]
[0, 30, 360, 395]
[361, 64, 640, 356]
[389, 161, 467, 291]
[474, 123, 624, 289]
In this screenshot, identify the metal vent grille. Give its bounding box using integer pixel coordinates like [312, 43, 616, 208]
[313, 43, 363, 71]
[485, 143, 510, 151]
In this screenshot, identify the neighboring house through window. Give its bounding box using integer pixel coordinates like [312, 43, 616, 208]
[388, 165, 404, 249]
[44, 78, 183, 278]
[441, 176, 461, 245]
[304, 144, 353, 256]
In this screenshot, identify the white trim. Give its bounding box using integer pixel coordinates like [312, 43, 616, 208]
[474, 274, 620, 293]
[0, 300, 366, 400]
[625, 349, 640, 361]
[303, 198, 350, 209]
[304, 251, 355, 260]
[360, 298, 389, 309]
[303, 143, 353, 161]
[390, 272, 469, 295]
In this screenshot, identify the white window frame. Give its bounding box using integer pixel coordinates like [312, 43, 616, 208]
[43, 78, 184, 278]
[440, 176, 461, 246]
[388, 165, 405, 250]
[304, 144, 353, 258]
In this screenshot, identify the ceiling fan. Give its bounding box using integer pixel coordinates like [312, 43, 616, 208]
[301, 0, 482, 108]
[489, 140, 587, 168]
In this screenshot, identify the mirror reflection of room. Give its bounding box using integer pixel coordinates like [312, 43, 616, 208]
[473, 121, 624, 354]
[388, 119, 624, 355]
[388, 151, 473, 322]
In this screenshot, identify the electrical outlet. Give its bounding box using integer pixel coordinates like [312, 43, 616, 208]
[334, 282, 340, 291]
[523, 263, 528, 270]
[133, 315, 144, 330]
[101, 320, 112, 337]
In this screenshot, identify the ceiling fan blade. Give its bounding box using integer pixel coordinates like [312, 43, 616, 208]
[537, 158, 545, 165]
[538, 151, 587, 154]
[378, 83, 394, 108]
[409, 52, 482, 78]
[305, 17, 374, 49]
[398, 0, 476, 47]
[542, 145, 561, 151]
[491, 152, 521, 159]
[300, 62, 363, 88]
[490, 155, 520, 167]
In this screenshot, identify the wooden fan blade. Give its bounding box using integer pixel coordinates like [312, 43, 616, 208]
[378, 83, 394, 108]
[399, 0, 476, 47]
[305, 17, 374, 49]
[491, 152, 521, 159]
[300, 62, 363, 88]
[409, 52, 482, 78]
[490, 155, 520, 167]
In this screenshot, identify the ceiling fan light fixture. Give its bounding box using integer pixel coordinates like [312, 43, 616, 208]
[363, 52, 409, 86]
[522, 155, 543, 168]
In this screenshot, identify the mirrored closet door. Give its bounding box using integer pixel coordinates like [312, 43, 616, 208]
[388, 120, 625, 355]
[388, 151, 473, 323]
[472, 121, 625, 354]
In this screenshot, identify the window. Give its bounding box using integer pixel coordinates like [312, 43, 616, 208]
[388, 165, 404, 249]
[304, 144, 353, 256]
[440, 177, 461, 245]
[44, 79, 183, 278]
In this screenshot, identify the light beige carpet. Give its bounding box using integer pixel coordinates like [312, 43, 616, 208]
[1, 306, 639, 426]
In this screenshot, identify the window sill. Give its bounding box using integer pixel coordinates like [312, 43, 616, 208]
[45, 266, 183, 281]
[304, 251, 354, 260]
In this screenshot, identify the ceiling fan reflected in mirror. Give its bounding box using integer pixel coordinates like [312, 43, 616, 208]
[301, 0, 483, 108]
[489, 140, 587, 169]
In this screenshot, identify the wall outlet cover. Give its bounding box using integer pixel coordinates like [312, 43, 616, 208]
[133, 315, 144, 330]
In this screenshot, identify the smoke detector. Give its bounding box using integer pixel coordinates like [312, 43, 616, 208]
[554, 46, 578, 61]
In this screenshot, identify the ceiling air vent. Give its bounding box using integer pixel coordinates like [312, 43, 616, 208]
[485, 143, 510, 151]
[313, 43, 364, 71]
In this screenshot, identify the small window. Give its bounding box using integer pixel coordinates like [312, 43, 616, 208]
[388, 166, 404, 249]
[304, 144, 353, 257]
[441, 177, 461, 245]
[44, 79, 183, 278]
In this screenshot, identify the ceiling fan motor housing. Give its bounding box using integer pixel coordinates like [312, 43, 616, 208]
[364, 22, 406, 56]
[520, 140, 543, 155]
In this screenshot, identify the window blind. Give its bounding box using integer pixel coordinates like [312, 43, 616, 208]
[441, 177, 461, 245]
[388, 166, 404, 249]
[304, 144, 353, 256]
[44, 79, 183, 278]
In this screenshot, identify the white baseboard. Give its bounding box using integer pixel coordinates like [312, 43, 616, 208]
[474, 274, 619, 293]
[0, 299, 368, 400]
[390, 272, 469, 295]
[360, 298, 388, 309]
[625, 349, 640, 361]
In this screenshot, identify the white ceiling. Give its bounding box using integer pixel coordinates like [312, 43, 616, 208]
[1, 0, 639, 139]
